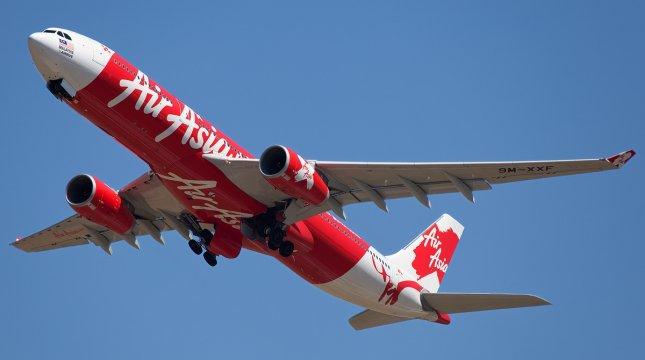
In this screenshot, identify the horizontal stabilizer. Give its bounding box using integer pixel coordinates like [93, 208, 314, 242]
[421, 292, 550, 314]
[349, 309, 410, 330]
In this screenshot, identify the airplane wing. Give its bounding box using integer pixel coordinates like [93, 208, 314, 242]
[14, 149, 635, 253]
[12, 172, 188, 254]
[204, 149, 635, 223]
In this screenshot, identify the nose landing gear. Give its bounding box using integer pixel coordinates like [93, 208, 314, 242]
[46, 79, 75, 101]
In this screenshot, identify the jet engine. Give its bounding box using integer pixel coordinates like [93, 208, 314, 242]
[259, 145, 329, 205]
[66, 174, 135, 234]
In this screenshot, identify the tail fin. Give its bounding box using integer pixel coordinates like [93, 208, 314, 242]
[387, 214, 464, 293]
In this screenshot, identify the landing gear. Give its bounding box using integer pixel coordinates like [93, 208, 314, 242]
[279, 240, 294, 257]
[203, 251, 218, 267]
[198, 228, 213, 246]
[267, 238, 281, 250]
[188, 239, 203, 255]
[186, 228, 213, 256]
[243, 208, 295, 258]
[268, 225, 285, 248]
[180, 213, 218, 266]
[46, 79, 75, 101]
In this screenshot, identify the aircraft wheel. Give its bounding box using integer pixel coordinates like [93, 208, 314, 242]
[188, 239, 203, 255]
[203, 251, 217, 267]
[199, 229, 213, 245]
[268, 229, 284, 250]
[267, 239, 281, 250]
[279, 241, 294, 257]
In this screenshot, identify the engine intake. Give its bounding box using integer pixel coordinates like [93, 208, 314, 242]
[66, 174, 135, 234]
[259, 145, 329, 205]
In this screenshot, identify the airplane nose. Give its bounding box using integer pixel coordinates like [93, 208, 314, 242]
[28, 28, 109, 97]
[28, 31, 62, 81]
[28, 32, 47, 57]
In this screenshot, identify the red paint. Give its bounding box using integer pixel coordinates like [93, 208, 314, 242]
[67, 52, 368, 284]
[411, 224, 459, 283]
[207, 224, 242, 259]
[68, 175, 135, 234]
[69, 53, 267, 228]
[261, 146, 329, 206]
[285, 221, 314, 252]
[371, 255, 422, 306]
[435, 311, 451, 325]
[607, 149, 636, 167]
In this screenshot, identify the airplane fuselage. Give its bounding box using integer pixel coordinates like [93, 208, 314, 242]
[28, 28, 433, 320]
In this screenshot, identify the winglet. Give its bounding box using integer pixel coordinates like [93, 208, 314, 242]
[10, 238, 22, 250]
[606, 149, 636, 168]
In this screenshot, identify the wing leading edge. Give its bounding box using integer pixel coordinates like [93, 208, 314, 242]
[204, 149, 635, 223]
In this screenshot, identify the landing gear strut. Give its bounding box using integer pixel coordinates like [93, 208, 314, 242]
[180, 213, 218, 267]
[242, 208, 294, 258]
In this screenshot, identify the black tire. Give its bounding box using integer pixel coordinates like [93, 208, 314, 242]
[267, 239, 281, 250]
[270, 226, 284, 241]
[188, 239, 203, 255]
[199, 229, 214, 245]
[279, 241, 294, 257]
[203, 251, 217, 267]
[272, 223, 285, 235]
[268, 229, 284, 250]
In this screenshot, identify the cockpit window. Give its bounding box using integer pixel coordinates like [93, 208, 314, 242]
[42, 29, 72, 40]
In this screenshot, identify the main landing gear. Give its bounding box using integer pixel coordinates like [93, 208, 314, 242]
[181, 214, 218, 267]
[241, 208, 294, 258]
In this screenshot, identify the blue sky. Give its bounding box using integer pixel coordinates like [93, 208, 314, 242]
[2, 1, 644, 358]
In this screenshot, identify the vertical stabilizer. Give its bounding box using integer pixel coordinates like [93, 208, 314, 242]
[387, 214, 464, 293]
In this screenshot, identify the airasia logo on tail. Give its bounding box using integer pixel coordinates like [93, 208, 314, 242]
[411, 224, 459, 282]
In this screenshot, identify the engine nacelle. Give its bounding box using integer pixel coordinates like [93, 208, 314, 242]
[66, 174, 135, 234]
[259, 145, 329, 205]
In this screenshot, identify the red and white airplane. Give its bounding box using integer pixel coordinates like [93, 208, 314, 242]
[18, 28, 635, 330]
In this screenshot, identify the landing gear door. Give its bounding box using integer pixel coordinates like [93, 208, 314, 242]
[92, 43, 112, 66]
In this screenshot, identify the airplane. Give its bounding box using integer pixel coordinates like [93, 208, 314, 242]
[17, 27, 635, 330]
